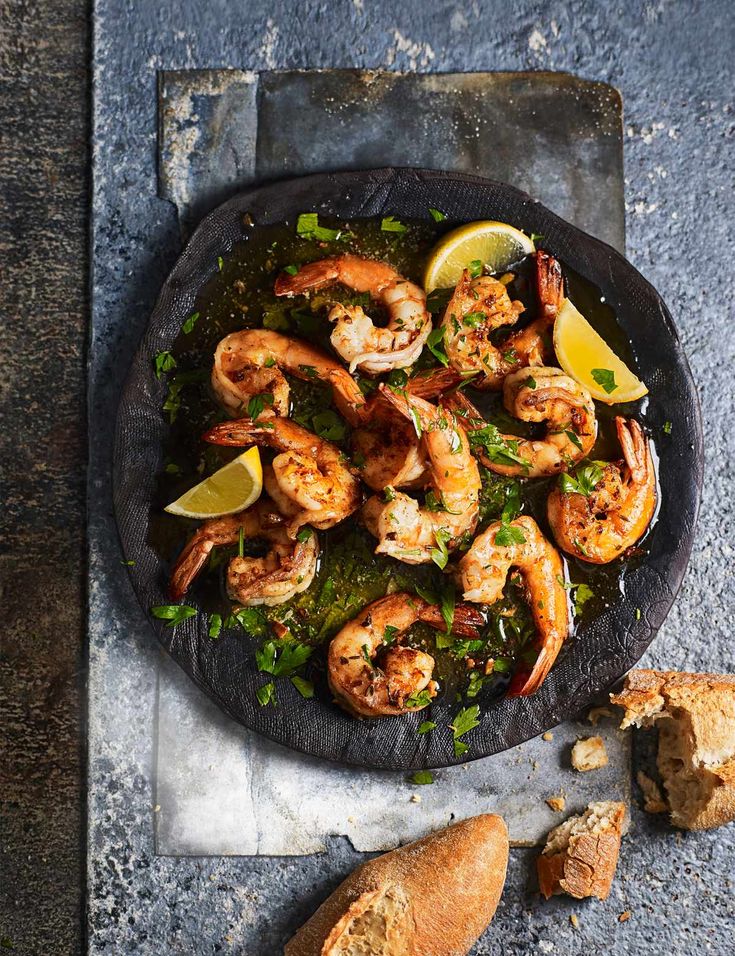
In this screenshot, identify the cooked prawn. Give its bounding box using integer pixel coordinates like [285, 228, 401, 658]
[547, 417, 656, 563]
[169, 499, 318, 605]
[212, 329, 366, 425]
[275, 255, 431, 375]
[327, 592, 485, 718]
[448, 367, 596, 478]
[362, 387, 481, 564]
[457, 515, 570, 696]
[352, 367, 463, 492]
[439, 251, 563, 389]
[202, 416, 362, 535]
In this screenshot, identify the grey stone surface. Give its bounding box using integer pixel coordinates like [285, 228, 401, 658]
[154, 66, 630, 857]
[0, 2, 88, 954]
[88, 1, 735, 951]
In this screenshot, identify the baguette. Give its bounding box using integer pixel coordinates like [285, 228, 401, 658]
[537, 801, 626, 901]
[285, 814, 509, 956]
[611, 669, 735, 830]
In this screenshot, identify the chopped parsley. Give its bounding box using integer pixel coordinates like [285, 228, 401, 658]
[468, 422, 530, 472]
[383, 624, 399, 645]
[591, 368, 618, 394]
[558, 461, 604, 497]
[494, 523, 526, 547]
[246, 392, 274, 420]
[411, 770, 434, 784]
[154, 351, 177, 379]
[450, 704, 481, 756]
[283, 264, 299, 275]
[429, 527, 452, 570]
[573, 583, 594, 616]
[256, 682, 276, 706]
[208, 614, 222, 639]
[663, 420, 673, 434]
[217, 256, 224, 272]
[296, 212, 344, 242]
[256, 639, 313, 677]
[406, 689, 432, 709]
[151, 604, 197, 627]
[182, 311, 200, 334]
[429, 207, 446, 222]
[290, 675, 314, 699]
[468, 259, 483, 278]
[417, 720, 437, 735]
[380, 215, 407, 233]
[296, 526, 314, 543]
[426, 326, 449, 366]
[232, 607, 267, 636]
[312, 409, 346, 441]
[524, 375, 537, 390]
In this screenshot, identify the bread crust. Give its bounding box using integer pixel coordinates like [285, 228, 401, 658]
[537, 801, 625, 901]
[285, 814, 509, 956]
[611, 669, 735, 830]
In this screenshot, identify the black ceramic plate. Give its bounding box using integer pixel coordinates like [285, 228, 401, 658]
[114, 168, 703, 770]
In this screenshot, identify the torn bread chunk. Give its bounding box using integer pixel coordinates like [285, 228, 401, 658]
[636, 771, 667, 814]
[571, 736, 608, 772]
[321, 885, 414, 956]
[537, 801, 626, 900]
[611, 669, 735, 830]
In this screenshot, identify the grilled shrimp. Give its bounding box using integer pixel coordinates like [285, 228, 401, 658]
[448, 367, 596, 478]
[202, 416, 362, 535]
[352, 367, 463, 492]
[457, 516, 569, 697]
[439, 251, 564, 390]
[275, 255, 431, 374]
[212, 329, 366, 425]
[547, 417, 656, 563]
[362, 387, 481, 564]
[327, 592, 485, 718]
[169, 499, 318, 605]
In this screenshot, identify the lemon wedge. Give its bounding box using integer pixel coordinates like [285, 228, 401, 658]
[424, 220, 536, 292]
[553, 298, 648, 404]
[165, 446, 262, 518]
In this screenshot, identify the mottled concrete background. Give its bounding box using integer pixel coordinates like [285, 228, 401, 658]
[3, 0, 735, 953]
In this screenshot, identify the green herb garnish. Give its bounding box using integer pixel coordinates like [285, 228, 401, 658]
[381, 215, 407, 233]
[429, 207, 446, 222]
[154, 351, 177, 379]
[151, 604, 197, 627]
[417, 720, 437, 734]
[450, 704, 481, 756]
[558, 462, 604, 497]
[429, 527, 452, 570]
[312, 409, 346, 441]
[406, 689, 432, 709]
[411, 770, 434, 784]
[182, 311, 200, 334]
[256, 682, 276, 706]
[296, 212, 343, 242]
[426, 326, 449, 366]
[290, 675, 314, 699]
[591, 368, 618, 394]
[208, 614, 222, 639]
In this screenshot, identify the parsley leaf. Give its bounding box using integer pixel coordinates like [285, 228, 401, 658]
[233, 607, 267, 636]
[591, 368, 618, 394]
[468, 423, 530, 472]
[208, 614, 222, 639]
[500, 481, 522, 524]
[430, 528, 452, 570]
[312, 409, 346, 442]
[296, 526, 313, 543]
[426, 326, 449, 366]
[256, 682, 276, 706]
[154, 351, 177, 379]
[246, 392, 274, 420]
[429, 207, 446, 222]
[468, 259, 483, 278]
[663, 420, 673, 434]
[440, 580, 455, 634]
[296, 212, 343, 242]
[450, 704, 480, 756]
[565, 429, 584, 451]
[381, 215, 407, 233]
[405, 689, 432, 709]
[494, 524, 526, 547]
[283, 264, 299, 275]
[182, 311, 200, 334]
[558, 461, 604, 497]
[411, 770, 434, 785]
[151, 604, 197, 627]
[290, 675, 314, 699]
[256, 639, 313, 677]
[383, 625, 399, 645]
[573, 583, 594, 617]
[417, 720, 436, 734]
[217, 256, 224, 272]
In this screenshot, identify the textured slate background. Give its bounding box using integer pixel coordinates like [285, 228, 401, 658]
[2, 0, 734, 953]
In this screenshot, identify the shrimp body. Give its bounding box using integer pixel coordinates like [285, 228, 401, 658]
[327, 592, 484, 718]
[169, 500, 318, 605]
[362, 387, 481, 564]
[275, 255, 431, 375]
[440, 252, 564, 389]
[352, 367, 463, 492]
[547, 417, 656, 563]
[457, 516, 569, 697]
[212, 329, 365, 425]
[202, 416, 362, 535]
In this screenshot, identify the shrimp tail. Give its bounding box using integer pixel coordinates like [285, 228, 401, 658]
[169, 537, 212, 600]
[202, 418, 270, 447]
[536, 250, 564, 321]
[417, 601, 485, 639]
[506, 640, 562, 698]
[274, 259, 340, 296]
[616, 416, 648, 485]
[407, 367, 466, 398]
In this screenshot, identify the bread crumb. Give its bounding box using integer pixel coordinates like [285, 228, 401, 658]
[347, 816, 355, 823]
[636, 771, 667, 813]
[570, 914, 579, 928]
[546, 795, 566, 812]
[618, 910, 631, 923]
[542, 731, 554, 741]
[587, 706, 615, 725]
[153, 805, 161, 813]
[571, 736, 608, 772]
[410, 794, 422, 804]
